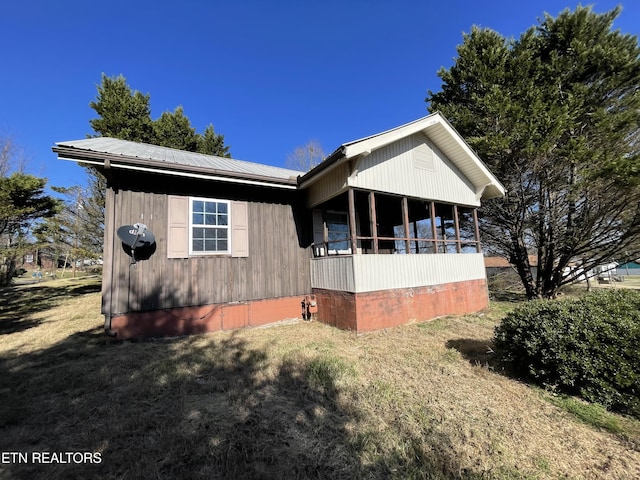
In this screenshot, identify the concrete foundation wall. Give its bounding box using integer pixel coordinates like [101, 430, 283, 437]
[110, 278, 489, 338]
[313, 278, 488, 333]
[109, 295, 304, 339]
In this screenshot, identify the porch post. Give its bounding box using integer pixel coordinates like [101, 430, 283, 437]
[402, 197, 411, 254]
[348, 188, 358, 254]
[430, 201, 438, 253]
[473, 208, 482, 253]
[369, 191, 378, 254]
[453, 205, 462, 253]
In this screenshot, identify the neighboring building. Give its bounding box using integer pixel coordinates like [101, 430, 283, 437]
[616, 261, 640, 276]
[484, 255, 538, 279]
[53, 113, 505, 338]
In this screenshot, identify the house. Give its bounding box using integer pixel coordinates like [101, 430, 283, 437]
[484, 255, 538, 279]
[53, 113, 505, 338]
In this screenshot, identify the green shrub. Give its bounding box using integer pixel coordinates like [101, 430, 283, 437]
[494, 289, 640, 418]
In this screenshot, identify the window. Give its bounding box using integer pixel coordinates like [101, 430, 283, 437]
[325, 211, 351, 254]
[189, 198, 229, 254]
[167, 196, 248, 259]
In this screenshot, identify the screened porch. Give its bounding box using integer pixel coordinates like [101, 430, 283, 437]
[311, 188, 481, 258]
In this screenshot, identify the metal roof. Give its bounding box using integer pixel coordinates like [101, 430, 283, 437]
[54, 137, 303, 186]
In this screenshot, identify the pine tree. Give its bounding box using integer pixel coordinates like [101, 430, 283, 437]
[89, 74, 154, 143]
[153, 106, 199, 152]
[198, 124, 231, 157]
[427, 6, 640, 298]
[0, 173, 59, 285]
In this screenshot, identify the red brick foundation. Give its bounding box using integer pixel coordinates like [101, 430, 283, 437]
[313, 279, 488, 333]
[109, 295, 304, 339]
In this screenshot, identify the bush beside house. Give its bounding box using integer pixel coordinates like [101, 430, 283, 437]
[494, 290, 640, 418]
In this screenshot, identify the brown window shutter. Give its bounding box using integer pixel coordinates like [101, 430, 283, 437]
[167, 195, 189, 258]
[231, 201, 249, 258]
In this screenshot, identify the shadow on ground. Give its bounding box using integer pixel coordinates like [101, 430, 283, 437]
[0, 279, 101, 335]
[446, 338, 497, 368]
[0, 325, 489, 480]
[488, 290, 528, 302]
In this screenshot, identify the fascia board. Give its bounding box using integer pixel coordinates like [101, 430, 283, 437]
[342, 115, 440, 159]
[436, 118, 506, 197]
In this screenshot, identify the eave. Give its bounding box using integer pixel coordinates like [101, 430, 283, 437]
[53, 145, 299, 190]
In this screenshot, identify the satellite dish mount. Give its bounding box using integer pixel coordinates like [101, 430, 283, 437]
[117, 223, 157, 264]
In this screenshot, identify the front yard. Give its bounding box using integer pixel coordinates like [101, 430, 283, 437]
[0, 277, 638, 479]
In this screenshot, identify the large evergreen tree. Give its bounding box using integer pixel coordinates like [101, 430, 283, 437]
[89, 74, 154, 143]
[88, 74, 231, 156]
[153, 106, 199, 152]
[427, 6, 640, 298]
[198, 124, 231, 157]
[84, 74, 233, 258]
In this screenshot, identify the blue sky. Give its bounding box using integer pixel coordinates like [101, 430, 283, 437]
[1, 1, 638, 190]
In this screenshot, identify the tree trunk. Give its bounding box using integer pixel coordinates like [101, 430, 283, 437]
[510, 234, 539, 299]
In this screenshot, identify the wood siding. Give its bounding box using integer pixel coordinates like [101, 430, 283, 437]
[310, 253, 486, 293]
[107, 188, 311, 316]
[347, 133, 480, 207]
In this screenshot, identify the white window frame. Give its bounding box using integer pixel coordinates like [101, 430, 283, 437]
[188, 197, 231, 255]
[325, 210, 352, 255]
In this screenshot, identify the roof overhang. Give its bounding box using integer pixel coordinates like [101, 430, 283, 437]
[53, 144, 299, 190]
[298, 112, 506, 200]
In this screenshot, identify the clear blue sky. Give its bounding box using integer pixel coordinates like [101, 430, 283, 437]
[1, 0, 638, 191]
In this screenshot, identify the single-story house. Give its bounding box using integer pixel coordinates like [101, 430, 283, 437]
[53, 112, 505, 338]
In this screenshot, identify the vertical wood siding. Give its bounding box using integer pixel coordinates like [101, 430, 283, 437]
[348, 133, 480, 206]
[108, 189, 311, 315]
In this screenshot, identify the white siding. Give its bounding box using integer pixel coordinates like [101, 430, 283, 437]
[348, 133, 480, 206]
[311, 253, 486, 293]
[306, 163, 350, 207]
[310, 256, 355, 291]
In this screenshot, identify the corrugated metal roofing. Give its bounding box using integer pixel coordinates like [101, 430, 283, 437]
[55, 137, 304, 181]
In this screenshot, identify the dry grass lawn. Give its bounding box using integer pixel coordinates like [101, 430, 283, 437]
[0, 277, 639, 479]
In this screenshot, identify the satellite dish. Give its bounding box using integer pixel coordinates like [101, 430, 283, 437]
[117, 223, 155, 248]
[117, 223, 156, 262]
